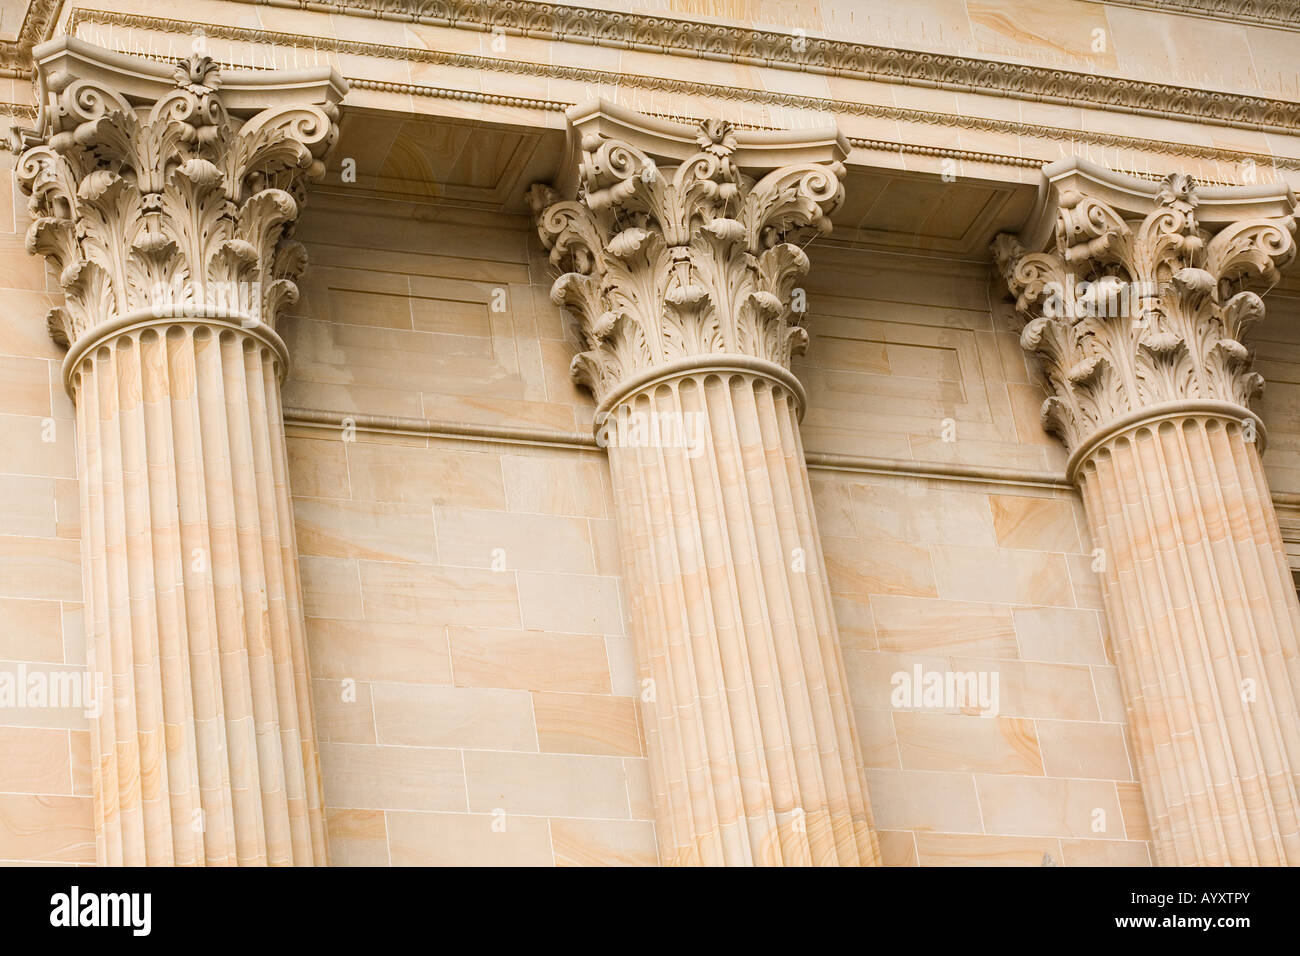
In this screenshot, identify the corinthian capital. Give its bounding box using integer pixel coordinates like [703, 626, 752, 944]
[530, 100, 848, 409]
[994, 159, 1297, 458]
[13, 38, 346, 352]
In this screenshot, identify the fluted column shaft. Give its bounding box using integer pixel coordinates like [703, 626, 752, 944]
[607, 370, 877, 865]
[533, 105, 879, 865]
[15, 39, 345, 865]
[75, 317, 325, 865]
[1077, 409, 1300, 864]
[997, 160, 1300, 865]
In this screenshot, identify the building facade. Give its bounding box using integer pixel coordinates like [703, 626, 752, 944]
[1, 0, 1299, 866]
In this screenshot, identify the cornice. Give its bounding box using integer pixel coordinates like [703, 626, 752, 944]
[0, 0, 61, 74]
[64, 11, 1300, 175]
[204, 0, 1300, 132]
[9, 3, 1300, 127]
[60, 49, 1047, 175]
[1092, 0, 1300, 30]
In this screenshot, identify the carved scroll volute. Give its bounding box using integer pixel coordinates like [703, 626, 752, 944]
[530, 110, 847, 408]
[994, 168, 1297, 457]
[15, 47, 342, 354]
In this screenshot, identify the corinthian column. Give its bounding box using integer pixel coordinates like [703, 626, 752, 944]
[531, 102, 878, 866]
[14, 38, 345, 865]
[996, 159, 1300, 866]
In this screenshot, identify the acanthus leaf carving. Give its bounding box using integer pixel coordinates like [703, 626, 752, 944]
[529, 114, 845, 407]
[15, 48, 343, 350]
[994, 170, 1297, 455]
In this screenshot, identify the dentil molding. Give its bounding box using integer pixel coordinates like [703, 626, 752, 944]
[194, 0, 1300, 132]
[994, 157, 1298, 466]
[60, 11, 1300, 174]
[530, 100, 847, 411]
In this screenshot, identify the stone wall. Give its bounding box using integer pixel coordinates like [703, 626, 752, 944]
[282, 201, 656, 865]
[0, 149, 94, 865]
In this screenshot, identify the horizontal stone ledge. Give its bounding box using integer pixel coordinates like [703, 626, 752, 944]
[282, 406, 599, 452]
[281, 405, 1300, 510]
[281, 405, 1073, 489]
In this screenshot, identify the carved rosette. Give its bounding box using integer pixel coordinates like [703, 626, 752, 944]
[530, 120, 845, 408]
[16, 53, 339, 354]
[994, 173, 1296, 458]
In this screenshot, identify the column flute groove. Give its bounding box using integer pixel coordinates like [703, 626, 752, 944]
[532, 103, 879, 866]
[15, 38, 344, 865]
[997, 159, 1300, 865]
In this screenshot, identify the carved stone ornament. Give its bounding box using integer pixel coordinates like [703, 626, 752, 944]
[530, 100, 848, 410]
[13, 37, 346, 354]
[69, 3, 1300, 134]
[994, 158, 1298, 457]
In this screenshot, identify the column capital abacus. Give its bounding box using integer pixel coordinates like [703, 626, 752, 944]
[13, 37, 346, 385]
[993, 158, 1297, 469]
[529, 99, 849, 413]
